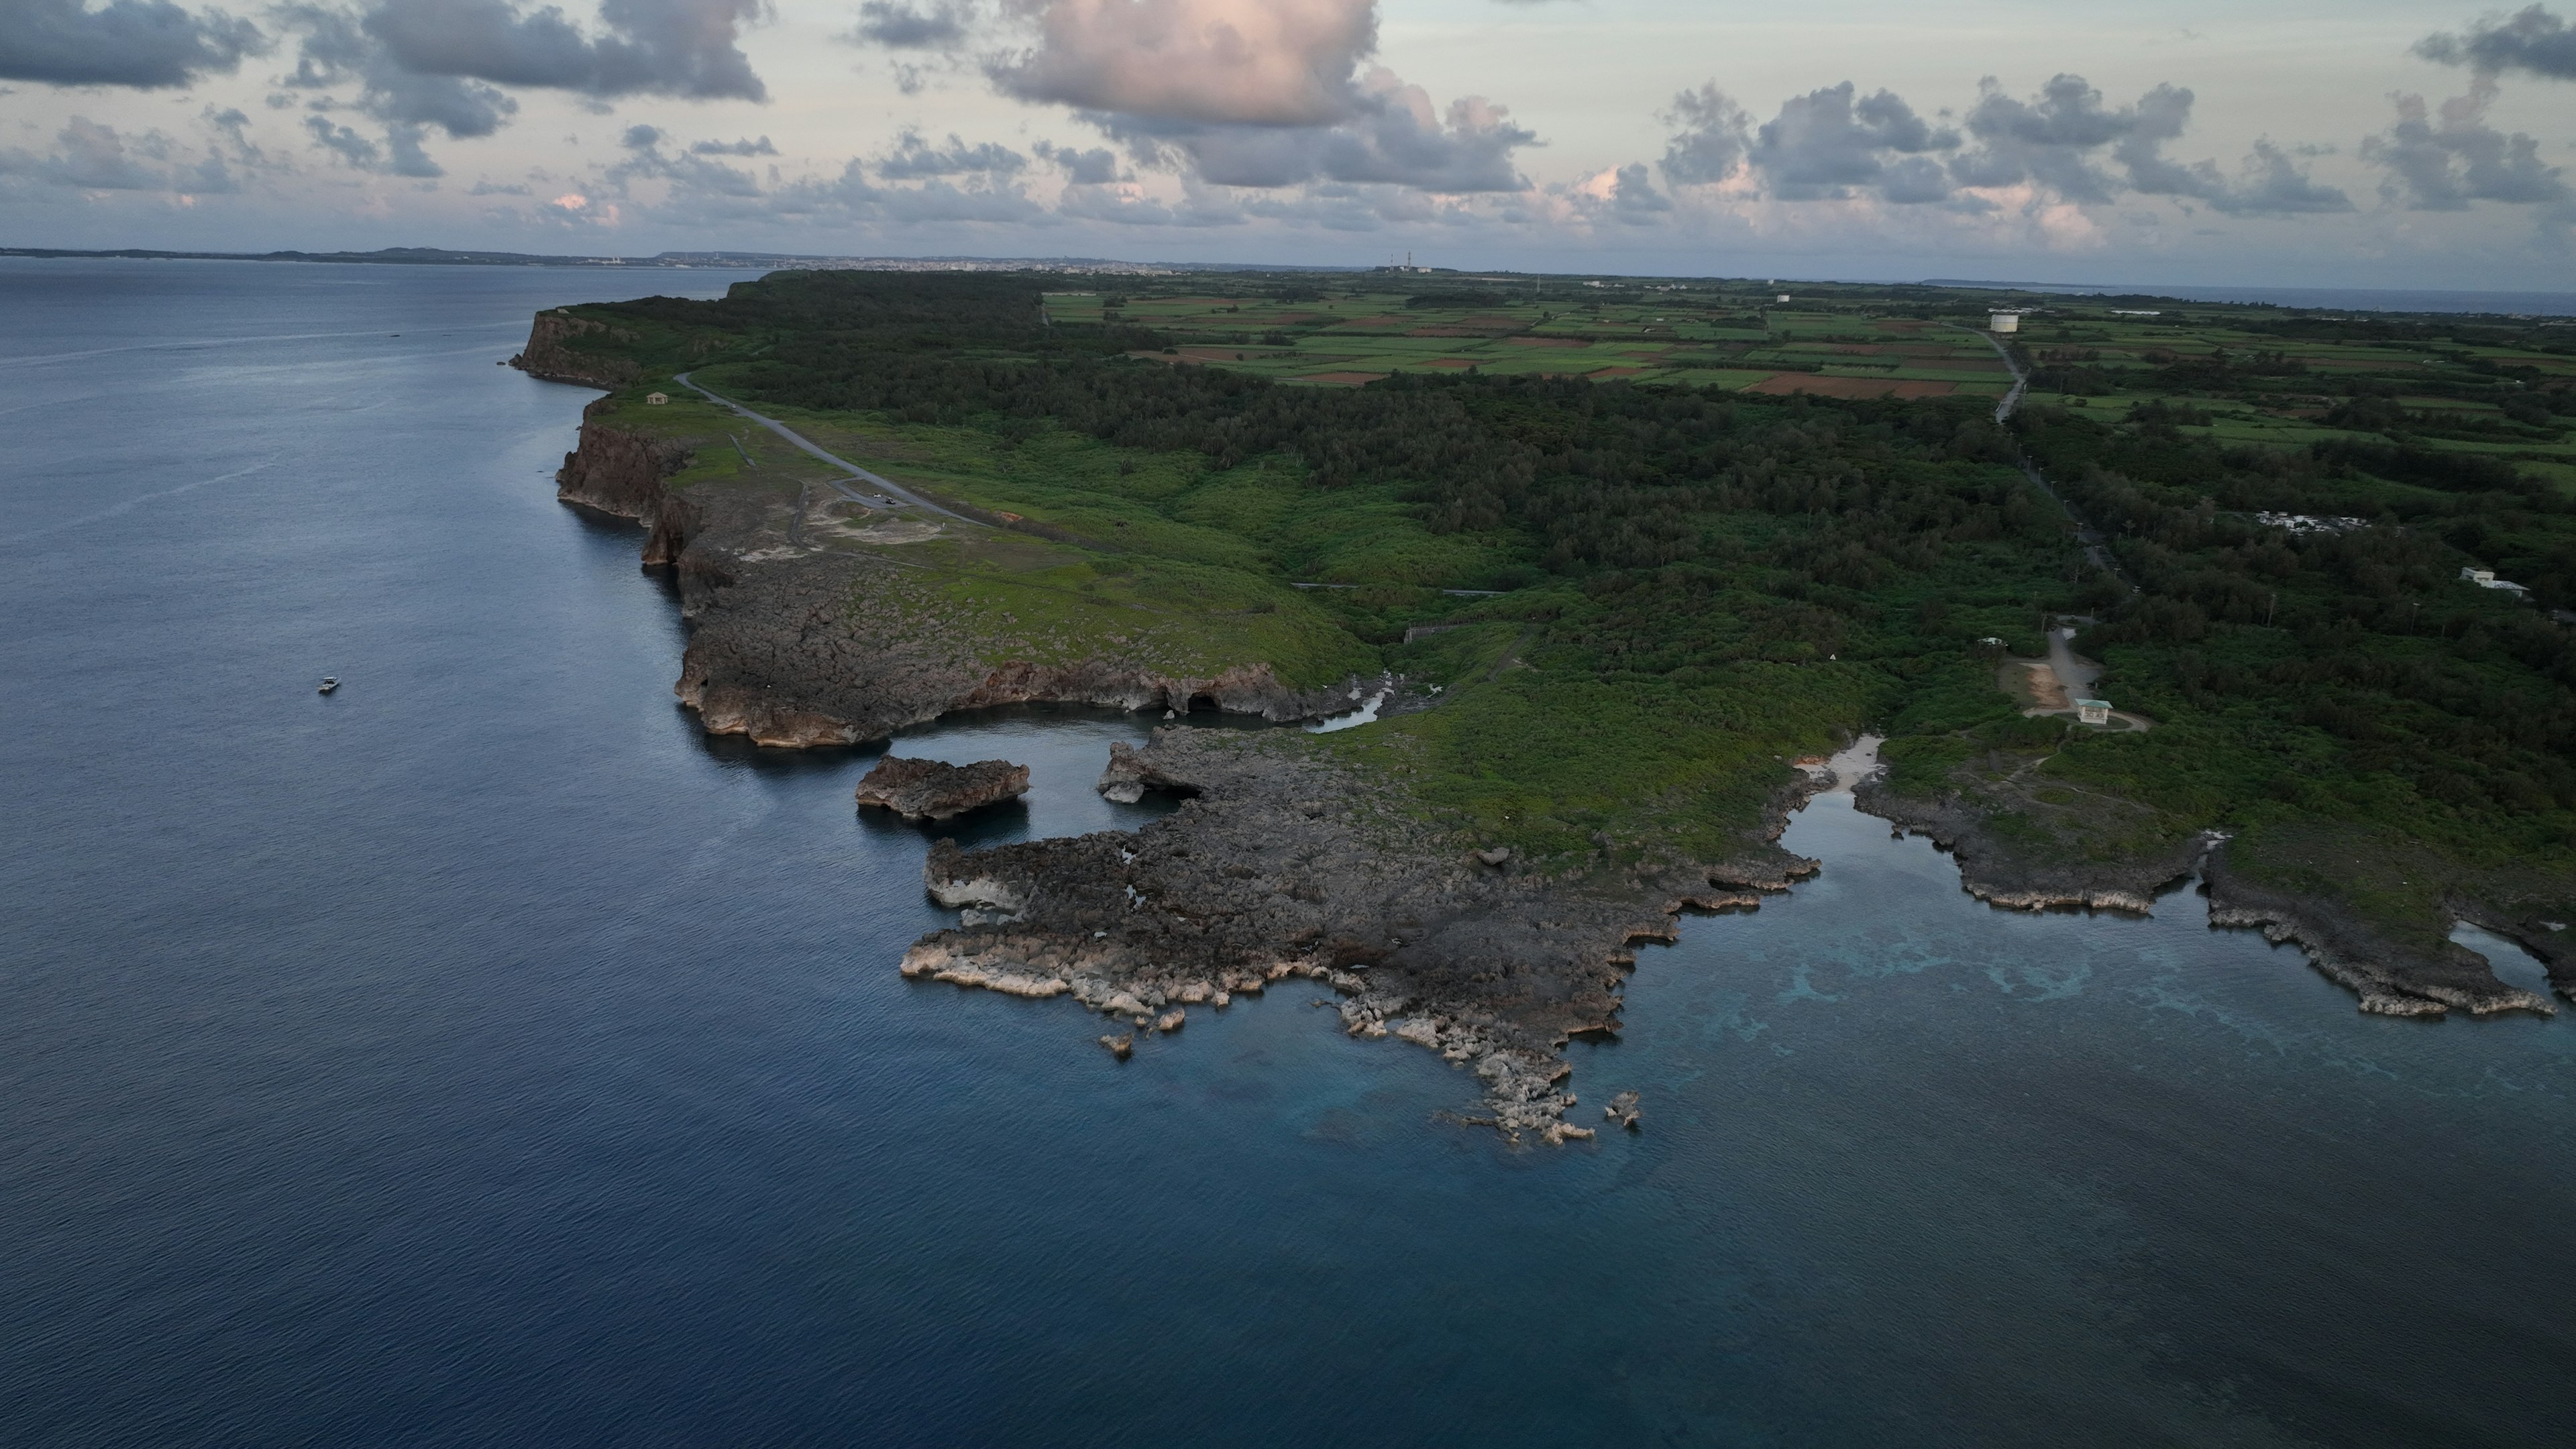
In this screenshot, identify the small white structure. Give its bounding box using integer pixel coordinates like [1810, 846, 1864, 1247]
[1988, 311, 2021, 334]
[2075, 698, 2112, 726]
[645, 392, 669, 405]
[1776, 293, 1792, 304]
[2463, 566, 2530, 597]
[2259, 511, 2367, 535]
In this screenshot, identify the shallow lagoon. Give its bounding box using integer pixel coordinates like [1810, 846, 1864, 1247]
[3, 259, 2571, 1448]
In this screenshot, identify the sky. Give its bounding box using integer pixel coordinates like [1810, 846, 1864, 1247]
[2, 0, 2573, 286]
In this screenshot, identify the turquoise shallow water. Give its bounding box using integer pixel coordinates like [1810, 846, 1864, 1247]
[3, 258, 2571, 1448]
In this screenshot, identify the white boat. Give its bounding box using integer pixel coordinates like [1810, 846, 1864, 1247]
[318, 678, 339, 694]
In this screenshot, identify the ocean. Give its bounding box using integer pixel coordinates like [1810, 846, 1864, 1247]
[3, 257, 2571, 1447]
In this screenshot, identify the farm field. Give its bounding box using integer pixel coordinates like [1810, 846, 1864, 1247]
[1041, 284, 2016, 397]
[1039, 276, 2576, 484]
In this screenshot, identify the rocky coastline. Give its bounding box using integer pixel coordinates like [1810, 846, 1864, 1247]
[903, 725, 1825, 1143]
[1852, 784, 2212, 916]
[551, 400, 1362, 747]
[1853, 780, 2562, 1018]
[2200, 857, 2558, 1018]
[538, 337, 2565, 1140]
[510, 311, 647, 390]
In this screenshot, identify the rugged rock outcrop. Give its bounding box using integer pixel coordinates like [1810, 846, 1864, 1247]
[541, 373, 1367, 748]
[1856, 780, 2558, 1018]
[511, 311, 645, 388]
[2461, 914, 2576, 1004]
[1855, 783, 2212, 914]
[2203, 857, 2555, 1018]
[855, 756, 1031, 820]
[674, 572, 1363, 747]
[900, 727, 1807, 1144]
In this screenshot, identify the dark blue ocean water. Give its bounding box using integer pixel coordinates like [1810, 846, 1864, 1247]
[5, 258, 2574, 1448]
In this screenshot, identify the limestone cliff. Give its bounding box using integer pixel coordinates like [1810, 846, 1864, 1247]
[549, 388, 1362, 749]
[551, 399, 702, 566]
[509, 311, 644, 388]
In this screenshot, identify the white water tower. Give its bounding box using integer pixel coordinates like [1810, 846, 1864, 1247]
[1988, 311, 2021, 334]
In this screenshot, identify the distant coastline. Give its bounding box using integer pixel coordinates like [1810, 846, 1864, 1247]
[1924, 277, 2576, 317]
[15, 250, 2569, 313]
[0, 246, 1295, 275]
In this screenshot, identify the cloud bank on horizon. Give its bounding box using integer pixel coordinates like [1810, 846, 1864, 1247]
[0, 0, 2570, 286]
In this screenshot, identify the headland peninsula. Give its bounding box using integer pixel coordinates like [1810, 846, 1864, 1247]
[518, 269, 2575, 1139]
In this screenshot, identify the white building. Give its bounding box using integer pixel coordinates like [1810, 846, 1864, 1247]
[645, 392, 669, 405]
[2075, 699, 2112, 726]
[1989, 312, 2021, 334]
[2463, 566, 2531, 598]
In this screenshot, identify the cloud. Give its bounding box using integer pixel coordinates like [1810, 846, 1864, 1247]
[1658, 83, 1748, 186]
[1034, 137, 1120, 182]
[0, 112, 258, 193]
[991, 0, 1375, 126]
[985, 2, 1532, 195]
[608, 122, 761, 195]
[1056, 176, 1240, 225]
[2416, 5, 2576, 81]
[303, 114, 382, 168]
[849, 0, 972, 50]
[21, 115, 162, 187]
[690, 134, 775, 155]
[1566, 162, 1670, 225]
[1748, 81, 1957, 201]
[277, 1, 771, 178]
[358, 0, 769, 101]
[1652, 70, 2349, 219]
[2364, 76, 2567, 209]
[2207, 139, 2353, 215]
[1953, 73, 2161, 203]
[1091, 66, 1534, 192]
[0, 0, 263, 89]
[594, 125, 1046, 229]
[877, 125, 1025, 178]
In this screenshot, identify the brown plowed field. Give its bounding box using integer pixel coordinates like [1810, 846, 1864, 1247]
[1299, 372, 1389, 385]
[1746, 375, 1957, 398]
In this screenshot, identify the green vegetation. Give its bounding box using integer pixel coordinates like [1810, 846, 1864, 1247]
[552, 268, 2575, 943]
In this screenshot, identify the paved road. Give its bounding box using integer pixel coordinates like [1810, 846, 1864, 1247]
[2046, 625, 2102, 696]
[674, 372, 970, 522]
[1943, 325, 2029, 423]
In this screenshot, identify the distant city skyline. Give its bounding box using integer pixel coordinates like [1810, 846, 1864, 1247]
[3, 1, 2573, 286]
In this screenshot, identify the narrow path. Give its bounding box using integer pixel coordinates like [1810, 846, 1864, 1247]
[674, 372, 970, 523]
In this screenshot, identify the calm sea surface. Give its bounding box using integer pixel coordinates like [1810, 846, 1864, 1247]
[5, 258, 2573, 1448]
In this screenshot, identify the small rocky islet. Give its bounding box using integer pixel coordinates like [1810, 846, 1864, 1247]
[854, 755, 1031, 821]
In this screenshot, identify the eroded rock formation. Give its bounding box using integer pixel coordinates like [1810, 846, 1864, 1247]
[855, 756, 1031, 821]
[900, 727, 1811, 1144]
